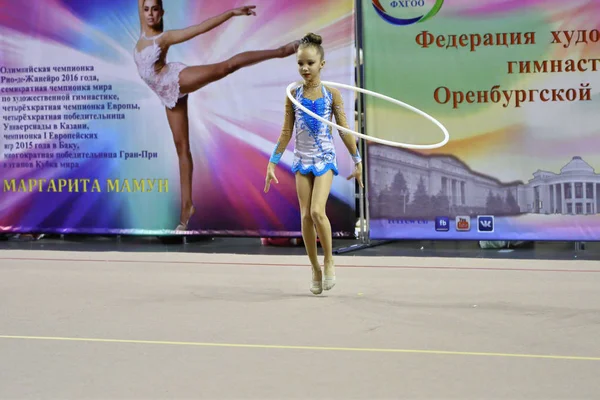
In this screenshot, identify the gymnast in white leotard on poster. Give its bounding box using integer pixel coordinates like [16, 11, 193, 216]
[134, 0, 300, 231]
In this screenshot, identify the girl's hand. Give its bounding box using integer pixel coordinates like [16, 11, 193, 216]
[264, 163, 279, 193]
[232, 5, 257, 16]
[347, 162, 363, 188]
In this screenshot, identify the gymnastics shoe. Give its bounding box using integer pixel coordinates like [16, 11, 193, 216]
[324, 263, 336, 290]
[310, 279, 323, 295]
[323, 275, 336, 291]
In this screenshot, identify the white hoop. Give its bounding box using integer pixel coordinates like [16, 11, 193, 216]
[286, 80, 450, 150]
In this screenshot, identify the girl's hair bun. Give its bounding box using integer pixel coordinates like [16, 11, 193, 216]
[301, 32, 322, 45]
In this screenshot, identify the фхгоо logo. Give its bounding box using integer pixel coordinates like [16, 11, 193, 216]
[372, 0, 444, 26]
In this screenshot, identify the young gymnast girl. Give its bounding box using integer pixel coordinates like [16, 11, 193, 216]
[263, 33, 363, 295]
[134, 0, 300, 230]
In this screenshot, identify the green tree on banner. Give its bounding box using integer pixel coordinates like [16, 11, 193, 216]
[505, 190, 520, 214]
[409, 176, 432, 217]
[486, 190, 508, 214]
[374, 171, 409, 218]
[431, 190, 450, 215]
[374, 188, 393, 218]
[390, 171, 409, 216]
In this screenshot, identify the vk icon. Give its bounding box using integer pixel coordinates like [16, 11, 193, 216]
[477, 216, 494, 232]
[435, 216, 449, 232]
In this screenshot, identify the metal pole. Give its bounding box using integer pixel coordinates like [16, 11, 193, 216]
[334, 0, 391, 254]
[354, 0, 368, 244]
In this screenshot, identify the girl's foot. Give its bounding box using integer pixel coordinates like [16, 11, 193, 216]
[324, 260, 336, 291]
[176, 204, 196, 231]
[310, 266, 322, 295]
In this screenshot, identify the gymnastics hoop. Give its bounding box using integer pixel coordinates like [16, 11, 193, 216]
[286, 81, 450, 150]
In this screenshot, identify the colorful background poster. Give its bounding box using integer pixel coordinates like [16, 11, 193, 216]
[0, 0, 357, 236]
[363, 0, 600, 240]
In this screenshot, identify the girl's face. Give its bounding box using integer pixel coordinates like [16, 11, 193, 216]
[297, 47, 325, 82]
[143, 0, 164, 28]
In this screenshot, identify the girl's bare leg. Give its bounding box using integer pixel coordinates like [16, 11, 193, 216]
[165, 96, 195, 230]
[310, 170, 335, 289]
[178, 40, 300, 94]
[295, 171, 322, 294]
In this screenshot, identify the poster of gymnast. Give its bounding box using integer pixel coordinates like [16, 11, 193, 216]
[0, 0, 358, 236]
[363, 0, 600, 241]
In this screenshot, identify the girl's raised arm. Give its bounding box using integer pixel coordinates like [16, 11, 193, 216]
[137, 0, 145, 31]
[162, 10, 233, 46]
[162, 6, 255, 47]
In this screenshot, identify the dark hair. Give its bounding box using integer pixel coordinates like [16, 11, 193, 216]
[299, 32, 324, 60]
[157, 0, 164, 31]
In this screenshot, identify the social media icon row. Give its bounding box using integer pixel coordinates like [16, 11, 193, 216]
[435, 216, 494, 232]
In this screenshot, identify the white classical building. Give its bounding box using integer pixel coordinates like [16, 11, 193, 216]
[367, 145, 521, 216]
[367, 146, 600, 217]
[518, 156, 600, 215]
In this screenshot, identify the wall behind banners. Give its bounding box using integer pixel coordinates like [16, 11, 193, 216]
[362, 0, 600, 241]
[0, 0, 357, 236]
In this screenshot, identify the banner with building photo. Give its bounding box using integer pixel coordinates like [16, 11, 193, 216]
[0, 0, 357, 236]
[363, 0, 600, 240]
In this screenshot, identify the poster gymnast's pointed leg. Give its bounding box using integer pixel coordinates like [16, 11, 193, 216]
[165, 96, 194, 230]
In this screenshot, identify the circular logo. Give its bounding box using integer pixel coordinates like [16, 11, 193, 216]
[372, 0, 444, 26]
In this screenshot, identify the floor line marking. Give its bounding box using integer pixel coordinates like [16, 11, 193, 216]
[0, 257, 598, 273]
[0, 335, 598, 361]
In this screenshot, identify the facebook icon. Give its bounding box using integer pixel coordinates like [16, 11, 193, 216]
[435, 216, 449, 232]
[477, 216, 494, 232]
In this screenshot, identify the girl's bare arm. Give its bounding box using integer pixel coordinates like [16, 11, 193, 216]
[330, 87, 362, 165]
[268, 95, 295, 166]
[137, 0, 145, 30]
[162, 10, 234, 46]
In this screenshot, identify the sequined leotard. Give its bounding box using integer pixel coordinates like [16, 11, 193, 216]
[133, 32, 187, 109]
[269, 83, 362, 175]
